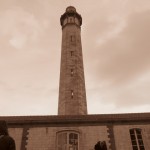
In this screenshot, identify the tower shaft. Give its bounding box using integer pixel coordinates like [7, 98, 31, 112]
[58, 6, 87, 115]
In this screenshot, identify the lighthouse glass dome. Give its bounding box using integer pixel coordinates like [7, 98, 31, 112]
[66, 6, 76, 12]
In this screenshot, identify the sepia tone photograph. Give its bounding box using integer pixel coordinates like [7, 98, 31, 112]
[0, 0, 150, 150]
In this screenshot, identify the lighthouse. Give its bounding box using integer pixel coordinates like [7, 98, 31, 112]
[58, 6, 87, 115]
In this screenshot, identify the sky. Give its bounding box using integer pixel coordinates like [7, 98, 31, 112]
[0, 0, 150, 116]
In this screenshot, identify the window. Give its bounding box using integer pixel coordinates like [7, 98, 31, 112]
[71, 90, 74, 98]
[71, 36, 73, 42]
[57, 131, 79, 150]
[63, 19, 67, 26]
[75, 18, 79, 25]
[69, 17, 74, 23]
[130, 128, 145, 150]
[71, 69, 74, 76]
[69, 133, 78, 150]
[57, 132, 67, 150]
[71, 51, 74, 56]
[70, 35, 75, 42]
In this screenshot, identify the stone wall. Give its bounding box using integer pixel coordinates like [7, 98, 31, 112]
[8, 124, 150, 150]
[9, 128, 23, 150]
[3, 113, 149, 150]
[9, 126, 110, 150]
[114, 124, 150, 150]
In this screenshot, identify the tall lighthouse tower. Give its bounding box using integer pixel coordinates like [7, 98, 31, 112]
[58, 6, 87, 115]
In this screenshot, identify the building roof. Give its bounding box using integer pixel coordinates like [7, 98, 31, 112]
[0, 113, 150, 126]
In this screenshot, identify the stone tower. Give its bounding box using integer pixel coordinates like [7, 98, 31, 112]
[58, 6, 87, 115]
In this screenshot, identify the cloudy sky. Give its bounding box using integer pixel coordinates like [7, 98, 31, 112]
[0, 0, 150, 116]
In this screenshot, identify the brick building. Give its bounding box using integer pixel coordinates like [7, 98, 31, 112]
[0, 6, 150, 150]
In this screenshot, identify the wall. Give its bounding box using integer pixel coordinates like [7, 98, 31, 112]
[9, 128, 23, 150]
[8, 126, 109, 150]
[8, 124, 150, 150]
[114, 124, 150, 150]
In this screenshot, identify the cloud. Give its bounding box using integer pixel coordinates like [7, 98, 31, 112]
[87, 70, 150, 113]
[86, 9, 150, 113]
[0, 7, 44, 49]
[92, 10, 150, 84]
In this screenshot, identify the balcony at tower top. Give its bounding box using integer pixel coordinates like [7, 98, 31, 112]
[60, 6, 82, 27]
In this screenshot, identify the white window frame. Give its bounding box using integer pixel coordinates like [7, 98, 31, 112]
[56, 130, 79, 150]
[130, 128, 145, 150]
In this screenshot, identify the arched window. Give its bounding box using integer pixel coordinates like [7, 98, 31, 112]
[129, 128, 145, 150]
[57, 131, 79, 150]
